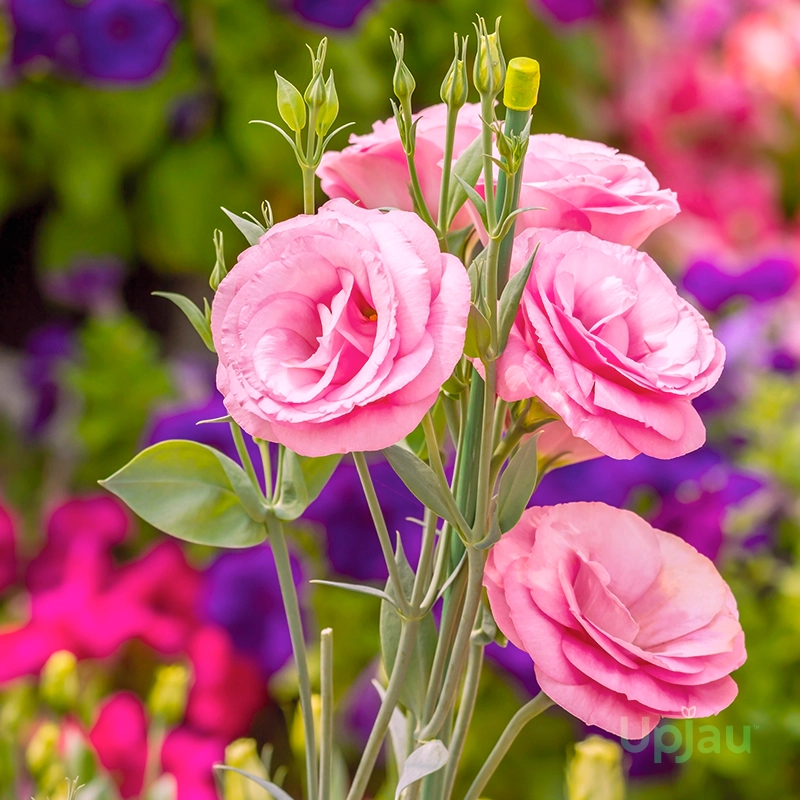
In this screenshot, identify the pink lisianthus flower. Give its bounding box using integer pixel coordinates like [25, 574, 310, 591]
[161, 728, 226, 800]
[317, 103, 483, 228]
[484, 503, 746, 739]
[495, 228, 725, 459]
[472, 134, 679, 247]
[212, 199, 471, 457]
[536, 419, 603, 466]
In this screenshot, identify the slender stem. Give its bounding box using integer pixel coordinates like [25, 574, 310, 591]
[302, 167, 316, 215]
[345, 619, 421, 800]
[422, 413, 453, 512]
[231, 421, 260, 494]
[353, 452, 412, 616]
[139, 719, 166, 800]
[462, 694, 554, 800]
[420, 523, 452, 611]
[319, 628, 334, 800]
[437, 105, 459, 236]
[258, 439, 274, 503]
[472, 361, 496, 541]
[419, 548, 486, 740]
[491, 400, 507, 453]
[268, 516, 318, 800]
[411, 509, 439, 611]
[480, 96, 497, 233]
[440, 643, 484, 800]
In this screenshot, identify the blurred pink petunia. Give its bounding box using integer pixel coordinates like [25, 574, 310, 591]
[484, 502, 746, 738]
[494, 228, 725, 459]
[212, 199, 471, 456]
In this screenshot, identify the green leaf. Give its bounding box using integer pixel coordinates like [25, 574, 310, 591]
[152, 292, 214, 353]
[221, 206, 266, 246]
[395, 741, 449, 800]
[380, 541, 437, 717]
[445, 134, 483, 226]
[452, 172, 487, 227]
[496, 434, 539, 534]
[274, 451, 341, 521]
[310, 579, 400, 609]
[214, 767, 295, 800]
[464, 303, 492, 360]
[100, 440, 268, 547]
[497, 243, 538, 355]
[382, 446, 467, 535]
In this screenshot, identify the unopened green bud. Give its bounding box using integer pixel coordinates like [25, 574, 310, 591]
[26, 722, 60, 777]
[303, 38, 329, 116]
[504, 57, 540, 111]
[210, 229, 227, 292]
[566, 736, 626, 800]
[390, 30, 416, 108]
[440, 34, 469, 109]
[224, 739, 271, 800]
[316, 71, 339, 137]
[1, 680, 37, 735]
[40, 650, 79, 713]
[275, 72, 306, 133]
[147, 664, 190, 726]
[473, 16, 506, 99]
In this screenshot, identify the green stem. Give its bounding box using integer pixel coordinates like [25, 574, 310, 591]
[345, 619, 421, 800]
[353, 453, 412, 616]
[139, 719, 166, 800]
[472, 360, 497, 540]
[258, 439, 273, 503]
[302, 166, 316, 215]
[462, 694, 554, 800]
[437, 105, 460, 237]
[231, 422, 260, 494]
[319, 628, 334, 800]
[419, 547, 486, 740]
[440, 642, 483, 800]
[495, 107, 531, 293]
[268, 516, 318, 800]
[480, 96, 497, 233]
[411, 509, 439, 611]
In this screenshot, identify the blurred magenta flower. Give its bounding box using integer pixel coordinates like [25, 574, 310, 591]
[71, 0, 180, 83]
[161, 728, 226, 800]
[682, 255, 798, 312]
[203, 544, 300, 677]
[89, 692, 149, 798]
[292, 0, 375, 30]
[0, 503, 17, 594]
[531, 0, 599, 25]
[305, 457, 423, 581]
[184, 626, 267, 741]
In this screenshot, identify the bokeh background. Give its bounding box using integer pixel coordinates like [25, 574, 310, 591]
[1, 0, 800, 798]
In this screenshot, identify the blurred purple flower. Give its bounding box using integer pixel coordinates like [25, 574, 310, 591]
[22, 323, 74, 436]
[43, 257, 124, 314]
[292, 0, 375, 29]
[305, 457, 423, 582]
[8, 0, 71, 66]
[71, 0, 180, 83]
[683, 256, 798, 312]
[529, 0, 599, 24]
[202, 544, 301, 677]
[532, 447, 763, 561]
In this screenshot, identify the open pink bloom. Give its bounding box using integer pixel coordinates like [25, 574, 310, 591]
[317, 103, 483, 228]
[475, 134, 679, 247]
[496, 228, 725, 459]
[536, 419, 602, 466]
[212, 199, 471, 456]
[484, 503, 746, 738]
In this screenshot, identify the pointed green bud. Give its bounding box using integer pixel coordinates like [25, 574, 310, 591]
[504, 57, 540, 111]
[223, 739, 271, 800]
[210, 229, 227, 292]
[566, 736, 626, 800]
[147, 664, 191, 726]
[390, 30, 416, 108]
[316, 71, 339, 137]
[26, 722, 60, 777]
[304, 37, 329, 114]
[40, 650, 79, 713]
[473, 16, 506, 99]
[275, 72, 306, 133]
[440, 34, 469, 109]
